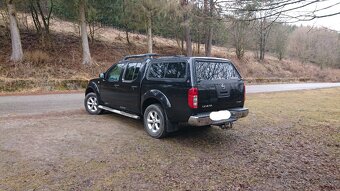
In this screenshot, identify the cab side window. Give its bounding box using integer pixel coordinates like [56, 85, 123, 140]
[148, 62, 186, 79]
[107, 64, 124, 82]
[124, 62, 142, 82]
[148, 63, 166, 79]
[165, 62, 186, 78]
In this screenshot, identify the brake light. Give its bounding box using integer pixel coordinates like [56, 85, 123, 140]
[188, 88, 198, 109]
[243, 83, 246, 102]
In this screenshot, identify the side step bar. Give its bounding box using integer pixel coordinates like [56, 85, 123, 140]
[98, 105, 140, 119]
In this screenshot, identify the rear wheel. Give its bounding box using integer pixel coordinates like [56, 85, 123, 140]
[84, 92, 102, 115]
[143, 104, 167, 138]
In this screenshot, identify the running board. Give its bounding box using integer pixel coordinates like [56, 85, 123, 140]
[98, 105, 140, 119]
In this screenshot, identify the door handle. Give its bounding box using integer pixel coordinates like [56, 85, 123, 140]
[114, 84, 119, 88]
[131, 86, 138, 90]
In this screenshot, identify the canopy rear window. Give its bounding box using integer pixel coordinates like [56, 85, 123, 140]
[195, 61, 240, 81]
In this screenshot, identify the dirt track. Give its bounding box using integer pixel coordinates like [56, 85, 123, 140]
[0, 88, 339, 190]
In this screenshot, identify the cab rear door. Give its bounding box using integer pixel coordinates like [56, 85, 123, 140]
[118, 62, 144, 114]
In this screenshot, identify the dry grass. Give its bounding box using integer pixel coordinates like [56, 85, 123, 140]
[220, 52, 340, 82]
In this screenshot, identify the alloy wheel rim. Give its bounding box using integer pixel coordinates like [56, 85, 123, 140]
[87, 96, 98, 112]
[147, 110, 161, 133]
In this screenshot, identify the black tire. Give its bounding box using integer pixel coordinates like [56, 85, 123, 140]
[84, 92, 102, 115]
[143, 104, 167, 138]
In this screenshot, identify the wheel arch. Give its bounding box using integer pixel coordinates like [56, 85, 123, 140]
[141, 90, 178, 133]
[85, 81, 102, 104]
[142, 98, 162, 115]
[141, 89, 171, 115]
[85, 87, 95, 95]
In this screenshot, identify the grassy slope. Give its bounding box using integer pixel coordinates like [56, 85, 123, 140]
[0, 17, 339, 92]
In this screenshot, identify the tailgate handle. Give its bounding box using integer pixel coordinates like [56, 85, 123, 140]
[218, 90, 230, 97]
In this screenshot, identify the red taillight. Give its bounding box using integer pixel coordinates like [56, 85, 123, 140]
[243, 83, 246, 102]
[188, 88, 198, 109]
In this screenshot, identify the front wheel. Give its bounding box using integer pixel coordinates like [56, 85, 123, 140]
[84, 92, 102, 115]
[143, 104, 167, 138]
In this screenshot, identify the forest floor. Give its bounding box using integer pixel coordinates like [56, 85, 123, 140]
[0, 17, 340, 92]
[0, 88, 339, 190]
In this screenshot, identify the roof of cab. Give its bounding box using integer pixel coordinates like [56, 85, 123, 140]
[121, 54, 231, 63]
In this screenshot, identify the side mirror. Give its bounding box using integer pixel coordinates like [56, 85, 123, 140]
[99, 73, 105, 79]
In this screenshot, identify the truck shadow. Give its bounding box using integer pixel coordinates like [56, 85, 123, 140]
[163, 125, 243, 151]
[102, 112, 241, 149]
[167, 126, 240, 145]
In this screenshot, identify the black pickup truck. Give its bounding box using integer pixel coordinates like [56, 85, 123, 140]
[84, 54, 248, 138]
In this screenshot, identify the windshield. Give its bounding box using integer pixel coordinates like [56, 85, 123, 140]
[195, 60, 240, 82]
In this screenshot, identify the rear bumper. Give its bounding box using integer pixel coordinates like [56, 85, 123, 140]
[188, 108, 249, 126]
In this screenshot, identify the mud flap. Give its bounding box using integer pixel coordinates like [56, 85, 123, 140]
[164, 110, 179, 133]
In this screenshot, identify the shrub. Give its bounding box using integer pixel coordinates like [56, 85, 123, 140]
[24, 50, 51, 65]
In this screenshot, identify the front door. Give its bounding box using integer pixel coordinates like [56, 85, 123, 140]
[100, 63, 126, 109]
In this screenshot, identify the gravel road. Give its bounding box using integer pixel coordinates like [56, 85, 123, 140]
[0, 83, 339, 118]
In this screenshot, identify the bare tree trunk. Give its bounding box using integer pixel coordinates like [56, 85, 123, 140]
[204, 0, 213, 57]
[205, 27, 212, 56]
[278, 52, 283, 61]
[260, 34, 265, 60]
[147, 11, 152, 53]
[235, 25, 245, 59]
[30, 1, 42, 34]
[181, 36, 184, 53]
[125, 29, 130, 45]
[182, 0, 192, 56]
[36, 0, 52, 35]
[79, 0, 92, 65]
[122, 0, 130, 45]
[258, 17, 270, 61]
[259, 20, 265, 61]
[259, 19, 263, 60]
[175, 31, 182, 51]
[7, 1, 23, 62]
[89, 22, 95, 44]
[197, 30, 201, 55]
[185, 24, 192, 56]
[203, 0, 208, 56]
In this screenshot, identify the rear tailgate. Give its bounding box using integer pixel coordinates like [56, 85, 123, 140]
[193, 59, 245, 113]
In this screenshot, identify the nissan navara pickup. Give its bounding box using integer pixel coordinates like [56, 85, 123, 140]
[84, 54, 248, 138]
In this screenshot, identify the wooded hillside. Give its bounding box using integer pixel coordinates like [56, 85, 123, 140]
[0, 0, 339, 92]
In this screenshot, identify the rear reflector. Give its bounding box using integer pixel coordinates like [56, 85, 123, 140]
[188, 88, 198, 109]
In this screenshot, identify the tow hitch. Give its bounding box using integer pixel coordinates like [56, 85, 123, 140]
[213, 122, 233, 130]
